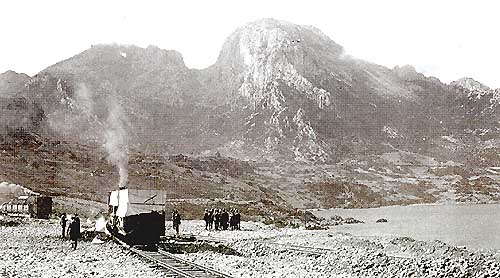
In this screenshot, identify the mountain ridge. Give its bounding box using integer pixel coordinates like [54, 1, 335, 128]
[1, 18, 500, 209]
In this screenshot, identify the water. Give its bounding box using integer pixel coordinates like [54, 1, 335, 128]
[313, 204, 500, 251]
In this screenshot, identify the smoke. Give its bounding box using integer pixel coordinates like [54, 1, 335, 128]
[75, 83, 129, 189]
[95, 216, 107, 232]
[104, 101, 129, 189]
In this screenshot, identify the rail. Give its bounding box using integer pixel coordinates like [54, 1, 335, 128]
[114, 237, 234, 278]
[184, 234, 410, 259]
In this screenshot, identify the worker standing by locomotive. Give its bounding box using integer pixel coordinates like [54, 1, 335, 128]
[172, 209, 181, 236]
[60, 213, 67, 238]
[68, 214, 80, 250]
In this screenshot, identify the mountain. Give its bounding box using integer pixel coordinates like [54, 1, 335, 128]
[0, 70, 30, 97]
[28, 45, 206, 153]
[2, 18, 500, 209]
[451, 77, 491, 92]
[202, 19, 488, 165]
[204, 19, 421, 161]
[0, 71, 45, 143]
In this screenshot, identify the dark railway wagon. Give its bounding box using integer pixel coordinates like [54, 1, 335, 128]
[28, 196, 52, 219]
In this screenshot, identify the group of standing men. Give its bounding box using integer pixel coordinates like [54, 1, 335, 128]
[203, 208, 240, 231]
[60, 213, 81, 250]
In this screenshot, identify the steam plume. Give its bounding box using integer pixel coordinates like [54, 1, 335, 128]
[104, 102, 129, 189]
[75, 83, 129, 189]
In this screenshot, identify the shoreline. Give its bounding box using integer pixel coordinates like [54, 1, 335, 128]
[312, 203, 500, 252]
[309, 200, 500, 212]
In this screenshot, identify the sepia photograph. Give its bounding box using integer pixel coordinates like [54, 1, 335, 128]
[0, 0, 499, 277]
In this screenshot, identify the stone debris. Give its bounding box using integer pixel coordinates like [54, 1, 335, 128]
[0, 217, 168, 278]
[178, 220, 500, 278]
[3, 217, 500, 277]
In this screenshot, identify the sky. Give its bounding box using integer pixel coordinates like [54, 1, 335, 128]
[1, 0, 498, 88]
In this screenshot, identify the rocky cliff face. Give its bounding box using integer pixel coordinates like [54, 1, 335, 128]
[203, 19, 425, 162]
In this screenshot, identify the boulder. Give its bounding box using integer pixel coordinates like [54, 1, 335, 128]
[344, 217, 364, 224]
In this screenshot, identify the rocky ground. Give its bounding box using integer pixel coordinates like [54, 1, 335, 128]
[3, 215, 500, 278]
[176, 221, 500, 278]
[0, 215, 167, 278]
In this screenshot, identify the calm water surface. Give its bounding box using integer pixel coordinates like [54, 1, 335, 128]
[313, 204, 500, 251]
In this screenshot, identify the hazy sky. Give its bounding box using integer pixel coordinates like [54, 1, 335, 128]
[1, 0, 498, 88]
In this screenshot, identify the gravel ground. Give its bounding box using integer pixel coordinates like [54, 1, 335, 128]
[3, 217, 500, 278]
[0, 216, 167, 278]
[177, 220, 500, 278]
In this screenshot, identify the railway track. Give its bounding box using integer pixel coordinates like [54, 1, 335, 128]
[117, 233, 412, 277]
[188, 234, 410, 259]
[115, 238, 233, 278]
[265, 242, 335, 255]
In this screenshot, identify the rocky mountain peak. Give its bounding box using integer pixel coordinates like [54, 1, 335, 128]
[393, 65, 426, 81]
[0, 70, 31, 97]
[219, 18, 344, 69]
[1, 70, 30, 78]
[45, 44, 186, 79]
[215, 18, 346, 111]
[450, 77, 499, 105]
[451, 77, 490, 92]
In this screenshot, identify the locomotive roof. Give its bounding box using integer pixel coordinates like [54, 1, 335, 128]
[110, 188, 167, 217]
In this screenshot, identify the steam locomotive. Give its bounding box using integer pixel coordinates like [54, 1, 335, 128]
[107, 188, 165, 246]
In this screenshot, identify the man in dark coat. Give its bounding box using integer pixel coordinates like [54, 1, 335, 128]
[203, 209, 210, 230]
[60, 213, 67, 238]
[68, 214, 80, 250]
[221, 209, 229, 230]
[234, 210, 241, 230]
[229, 210, 234, 230]
[214, 209, 220, 230]
[208, 209, 214, 230]
[172, 209, 181, 236]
